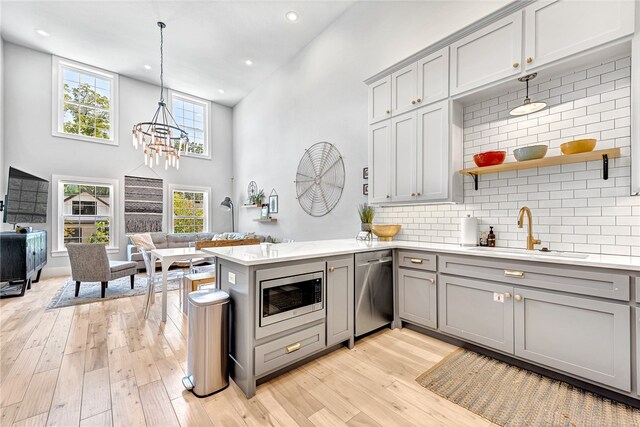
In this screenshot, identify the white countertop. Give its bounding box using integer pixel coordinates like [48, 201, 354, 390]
[202, 239, 640, 271]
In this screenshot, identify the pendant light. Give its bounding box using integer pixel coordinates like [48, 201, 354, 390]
[509, 73, 546, 116]
[132, 22, 189, 170]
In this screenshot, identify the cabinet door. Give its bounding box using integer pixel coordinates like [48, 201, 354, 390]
[326, 257, 354, 347]
[636, 308, 640, 397]
[417, 47, 449, 106]
[514, 288, 630, 392]
[368, 121, 391, 204]
[416, 101, 449, 201]
[524, 0, 635, 71]
[450, 12, 522, 96]
[390, 112, 417, 202]
[398, 268, 437, 329]
[391, 63, 418, 116]
[439, 275, 514, 353]
[368, 76, 392, 124]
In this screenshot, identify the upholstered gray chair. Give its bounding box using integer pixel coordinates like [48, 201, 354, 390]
[67, 243, 138, 298]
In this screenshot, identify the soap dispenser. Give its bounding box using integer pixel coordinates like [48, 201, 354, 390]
[488, 226, 496, 247]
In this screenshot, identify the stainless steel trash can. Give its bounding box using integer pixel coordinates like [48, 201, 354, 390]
[182, 289, 230, 397]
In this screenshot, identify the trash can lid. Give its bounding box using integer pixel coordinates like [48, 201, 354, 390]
[188, 289, 230, 306]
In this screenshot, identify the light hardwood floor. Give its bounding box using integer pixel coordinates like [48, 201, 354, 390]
[0, 275, 492, 427]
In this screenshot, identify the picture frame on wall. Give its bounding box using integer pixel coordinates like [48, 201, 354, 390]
[261, 204, 269, 219]
[363, 167, 368, 180]
[363, 184, 368, 196]
[269, 189, 278, 214]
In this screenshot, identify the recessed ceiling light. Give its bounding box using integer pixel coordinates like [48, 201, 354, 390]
[143, 65, 152, 70]
[285, 11, 299, 21]
[218, 89, 225, 94]
[35, 29, 50, 37]
[245, 59, 254, 66]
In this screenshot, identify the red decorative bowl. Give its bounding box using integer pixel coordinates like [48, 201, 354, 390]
[473, 151, 507, 167]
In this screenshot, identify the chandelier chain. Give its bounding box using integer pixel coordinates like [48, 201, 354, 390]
[159, 23, 164, 103]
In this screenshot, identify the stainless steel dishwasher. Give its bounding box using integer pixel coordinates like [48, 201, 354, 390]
[355, 250, 393, 337]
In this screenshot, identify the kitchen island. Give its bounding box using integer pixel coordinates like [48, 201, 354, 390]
[203, 239, 640, 400]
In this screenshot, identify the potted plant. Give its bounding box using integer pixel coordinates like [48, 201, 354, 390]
[250, 189, 265, 207]
[358, 203, 374, 232]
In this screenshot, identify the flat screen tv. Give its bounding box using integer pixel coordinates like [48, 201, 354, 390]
[2, 167, 49, 225]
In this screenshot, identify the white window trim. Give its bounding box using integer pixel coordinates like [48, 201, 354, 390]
[52, 175, 119, 257]
[168, 90, 211, 159]
[168, 184, 211, 234]
[51, 56, 119, 146]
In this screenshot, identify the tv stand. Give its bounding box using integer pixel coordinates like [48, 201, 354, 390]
[0, 231, 47, 298]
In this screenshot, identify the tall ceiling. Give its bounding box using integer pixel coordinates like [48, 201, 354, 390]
[0, 1, 355, 106]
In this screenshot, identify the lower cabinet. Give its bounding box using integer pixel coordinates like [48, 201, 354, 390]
[398, 268, 437, 329]
[326, 256, 354, 346]
[514, 288, 631, 392]
[438, 275, 514, 353]
[636, 308, 640, 397]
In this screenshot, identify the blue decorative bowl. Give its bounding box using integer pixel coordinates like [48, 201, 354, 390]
[513, 145, 548, 162]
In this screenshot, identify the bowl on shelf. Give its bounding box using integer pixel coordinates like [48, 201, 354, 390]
[560, 138, 596, 155]
[371, 224, 401, 241]
[513, 145, 548, 161]
[473, 151, 506, 168]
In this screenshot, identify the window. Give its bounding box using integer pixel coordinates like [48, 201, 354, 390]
[170, 185, 210, 234]
[52, 56, 119, 145]
[52, 175, 119, 255]
[169, 91, 210, 158]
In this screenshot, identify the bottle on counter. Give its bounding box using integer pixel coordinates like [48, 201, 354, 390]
[479, 232, 488, 247]
[488, 226, 496, 247]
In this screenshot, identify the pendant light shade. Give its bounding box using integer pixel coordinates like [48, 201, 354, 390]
[510, 73, 546, 116]
[132, 22, 189, 169]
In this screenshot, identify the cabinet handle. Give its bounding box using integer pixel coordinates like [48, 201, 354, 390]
[417, 192, 421, 196]
[328, 267, 335, 273]
[504, 292, 512, 299]
[386, 195, 390, 199]
[504, 270, 524, 278]
[410, 258, 423, 264]
[427, 277, 435, 284]
[386, 110, 390, 114]
[286, 342, 301, 353]
[411, 193, 416, 196]
[526, 57, 533, 63]
[411, 100, 416, 105]
[514, 294, 523, 302]
[416, 98, 422, 103]
[513, 62, 520, 68]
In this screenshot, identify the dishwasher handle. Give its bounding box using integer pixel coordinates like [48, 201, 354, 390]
[356, 256, 393, 267]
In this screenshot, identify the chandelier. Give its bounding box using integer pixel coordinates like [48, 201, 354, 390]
[132, 22, 188, 170]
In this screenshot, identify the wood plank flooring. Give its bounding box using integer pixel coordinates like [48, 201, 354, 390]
[0, 275, 493, 426]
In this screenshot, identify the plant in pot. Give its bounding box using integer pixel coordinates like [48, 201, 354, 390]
[250, 189, 265, 207]
[358, 203, 375, 232]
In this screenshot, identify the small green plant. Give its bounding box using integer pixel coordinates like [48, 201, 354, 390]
[250, 189, 265, 206]
[358, 203, 374, 224]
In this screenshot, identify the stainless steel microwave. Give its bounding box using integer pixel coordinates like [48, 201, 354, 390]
[259, 271, 324, 327]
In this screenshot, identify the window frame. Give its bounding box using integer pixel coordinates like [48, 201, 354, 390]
[51, 56, 119, 146]
[168, 90, 211, 159]
[168, 184, 210, 234]
[52, 175, 119, 257]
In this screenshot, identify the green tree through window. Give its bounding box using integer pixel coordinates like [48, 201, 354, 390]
[172, 191, 205, 233]
[63, 75, 111, 140]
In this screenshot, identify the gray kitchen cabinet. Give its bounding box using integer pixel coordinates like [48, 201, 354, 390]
[514, 287, 631, 392]
[636, 308, 640, 397]
[398, 268, 437, 329]
[326, 256, 354, 347]
[438, 275, 514, 353]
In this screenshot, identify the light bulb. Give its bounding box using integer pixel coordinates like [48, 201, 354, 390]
[165, 158, 168, 170]
[144, 154, 148, 166]
[149, 156, 153, 168]
[176, 159, 180, 170]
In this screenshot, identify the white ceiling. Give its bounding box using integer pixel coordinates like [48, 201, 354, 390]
[0, 1, 355, 106]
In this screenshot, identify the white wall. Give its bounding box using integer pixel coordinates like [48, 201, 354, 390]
[379, 55, 639, 257]
[232, 1, 510, 241]
[3, 42, 234, 276]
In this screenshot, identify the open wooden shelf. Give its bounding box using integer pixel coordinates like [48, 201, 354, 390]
[253, 218, 278, 223]
[241, 205, 261, 209]
[459, 148, 620, 190]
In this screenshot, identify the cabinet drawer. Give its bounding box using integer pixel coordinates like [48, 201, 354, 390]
[515, 288, 630, 392]
[398, 251, 436, 271]
[439, 255, 629, 301]
[255, 324, 325, 377]
[438, 275, 514, 354]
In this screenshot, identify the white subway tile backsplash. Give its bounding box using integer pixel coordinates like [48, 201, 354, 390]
[380, 56, 635, 256]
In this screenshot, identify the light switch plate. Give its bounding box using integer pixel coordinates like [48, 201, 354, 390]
[228, 272, 236, 285]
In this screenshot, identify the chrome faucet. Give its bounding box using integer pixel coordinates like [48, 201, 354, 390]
[517, 206, 541, 251]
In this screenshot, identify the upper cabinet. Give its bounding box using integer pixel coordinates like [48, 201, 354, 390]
[417, 48, 449, 106]
[368, 76, 391, 124]
[391, 63, 419, 116]
[450, 12, 523, 96]
[368, 120, 391, 203]
[416, 100, 449, 201]
[524, 0, 636, 70]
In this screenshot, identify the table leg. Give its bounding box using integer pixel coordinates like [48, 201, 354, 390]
[149, 254, 158, 306]
[161, 260, 170, 322]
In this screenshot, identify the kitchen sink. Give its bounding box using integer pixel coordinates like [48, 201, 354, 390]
[466, 246, 590, 259]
